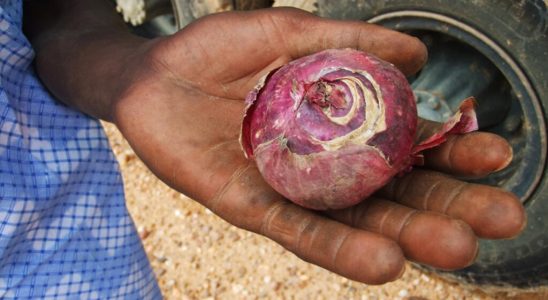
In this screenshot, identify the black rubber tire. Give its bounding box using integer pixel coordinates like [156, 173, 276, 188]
[317, 0, 548, 288]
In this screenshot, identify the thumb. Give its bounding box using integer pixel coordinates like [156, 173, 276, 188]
[271, 8, 428, 75]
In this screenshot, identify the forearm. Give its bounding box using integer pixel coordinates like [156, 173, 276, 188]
[24, 0, 151, 121]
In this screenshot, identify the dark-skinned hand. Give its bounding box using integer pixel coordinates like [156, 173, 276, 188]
[28, 5, 526, 285]
[112, 9, 525, 284]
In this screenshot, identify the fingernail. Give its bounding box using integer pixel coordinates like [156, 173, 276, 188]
[519, 210, 528, 233]
[494, 144, 513, 172]
[396, 263, 407, 280]
[466, 240, 480, 267]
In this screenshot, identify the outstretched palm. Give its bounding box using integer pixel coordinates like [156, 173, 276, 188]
[113, 8, 525, 284]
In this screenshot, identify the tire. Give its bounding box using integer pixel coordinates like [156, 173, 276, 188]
[318, 0, 548, 288]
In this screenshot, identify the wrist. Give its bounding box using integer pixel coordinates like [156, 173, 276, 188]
[25, 0, 153, 121]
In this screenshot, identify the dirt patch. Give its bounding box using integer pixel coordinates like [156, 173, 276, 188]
[102, 122, 546, 299]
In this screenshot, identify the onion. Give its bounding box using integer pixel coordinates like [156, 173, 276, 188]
[240, 49, 477, 210]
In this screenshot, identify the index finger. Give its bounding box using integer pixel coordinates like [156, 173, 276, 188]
[423, 131, 513, 178]
[415, 118, 513, 177]
[265, 8, 428, 75]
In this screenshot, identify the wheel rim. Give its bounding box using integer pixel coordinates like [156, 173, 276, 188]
[368, 10, 546, 203]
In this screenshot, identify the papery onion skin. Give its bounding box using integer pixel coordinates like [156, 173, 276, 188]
[241, 49, 417, 210]
[241, 49, 478, 210]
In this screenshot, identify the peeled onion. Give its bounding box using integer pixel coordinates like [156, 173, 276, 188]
[240, 49, 477, 210]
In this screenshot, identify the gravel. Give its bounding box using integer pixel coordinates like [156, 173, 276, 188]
[102, 122, 546, 299]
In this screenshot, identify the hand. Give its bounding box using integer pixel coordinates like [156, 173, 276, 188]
[113, 8, 522, 284]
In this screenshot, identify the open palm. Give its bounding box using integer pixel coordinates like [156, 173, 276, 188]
[113, 8, 525, 284]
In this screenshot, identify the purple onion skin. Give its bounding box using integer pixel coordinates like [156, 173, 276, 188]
[241, 49, 417, 210]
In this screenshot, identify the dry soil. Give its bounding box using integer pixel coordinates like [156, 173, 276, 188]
[102, 122, 546, 300]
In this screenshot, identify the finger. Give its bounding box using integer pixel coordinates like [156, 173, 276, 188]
[206, 165, 405, 284]
[267, 8, 427, 75]
[423, 131, 513, 178]
[259, 202, 405, 284]
[415, 119, 513, 178]
[379, 170, 526, 239]
[327, 198, 478, 270]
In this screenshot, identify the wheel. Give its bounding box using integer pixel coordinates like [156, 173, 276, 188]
[318, 0, 548, 288]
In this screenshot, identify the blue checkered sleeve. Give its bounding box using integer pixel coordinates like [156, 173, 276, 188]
[0, 1, 162, 298]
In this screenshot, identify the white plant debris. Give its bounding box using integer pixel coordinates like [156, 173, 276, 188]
[116, 0, 146, 26]
[273, 0, 317, 13]
[115, 0, 318, 27]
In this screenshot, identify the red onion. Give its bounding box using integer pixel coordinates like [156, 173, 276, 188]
[240, 49, 477, 210]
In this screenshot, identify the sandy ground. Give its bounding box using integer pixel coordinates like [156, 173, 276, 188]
[102, 122, 546, 300]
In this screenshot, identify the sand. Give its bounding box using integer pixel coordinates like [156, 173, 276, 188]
[102, 122, 546, 300]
